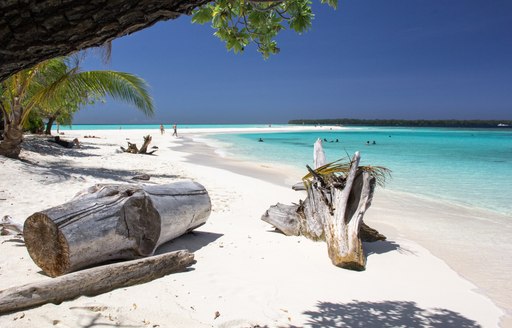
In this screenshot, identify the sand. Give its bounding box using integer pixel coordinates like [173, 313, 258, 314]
[0, 127, 509, 327]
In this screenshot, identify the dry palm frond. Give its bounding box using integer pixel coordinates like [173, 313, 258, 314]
[302, 156, 391, 188]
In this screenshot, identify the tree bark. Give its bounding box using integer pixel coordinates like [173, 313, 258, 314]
[0, 0, 210, 82]
[0, 124, 24, 159]
[23, 181, 211, 277]
[0, 250, 195, 314]
[261, 152, 385, 271]
[0, 100, 25, 159]
[44, 116, 57, 135]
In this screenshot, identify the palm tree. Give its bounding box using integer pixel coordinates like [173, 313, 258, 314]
[0, 57, 153, 159]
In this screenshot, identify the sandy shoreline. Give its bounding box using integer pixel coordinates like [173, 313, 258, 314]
[0, 127, 509, 327]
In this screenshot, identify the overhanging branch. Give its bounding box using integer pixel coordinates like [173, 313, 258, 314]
[0, 0, 210, 82]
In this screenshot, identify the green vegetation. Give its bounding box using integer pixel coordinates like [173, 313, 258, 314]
[192, 0, 337, 58]
[0, 56, 154, 159]
[289, 118, 512, 128]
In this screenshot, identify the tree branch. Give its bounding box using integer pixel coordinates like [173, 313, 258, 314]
[248, 0, 285, 3]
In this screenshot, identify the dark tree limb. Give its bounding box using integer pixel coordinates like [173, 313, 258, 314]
[0, 0, 211, 82]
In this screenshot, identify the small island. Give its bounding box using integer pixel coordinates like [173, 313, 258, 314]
[289, 118, 512, 128]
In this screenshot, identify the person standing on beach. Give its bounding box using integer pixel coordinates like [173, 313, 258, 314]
[160, 124, 165, 135]
[172, 124, 178, 137]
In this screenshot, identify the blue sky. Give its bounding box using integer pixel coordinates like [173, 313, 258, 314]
[75, 0, 512, 124]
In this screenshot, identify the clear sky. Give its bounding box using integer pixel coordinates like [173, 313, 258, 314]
[75, 0, 512, 124]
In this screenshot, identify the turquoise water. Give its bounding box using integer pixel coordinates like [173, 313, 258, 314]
[210, 127, 512, 216]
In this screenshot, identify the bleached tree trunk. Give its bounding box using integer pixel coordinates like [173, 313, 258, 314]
[23, 181, 211, 277]
[321, 153, 373, 270]
[262, 151, 384, 271]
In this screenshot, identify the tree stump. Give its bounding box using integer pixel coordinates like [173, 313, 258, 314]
[23, 180, 211, 277]
[121, 135, 156, 154]
[261, 151, 387, 271]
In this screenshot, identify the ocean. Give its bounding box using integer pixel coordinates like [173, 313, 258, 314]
[61, 124, 512, 216]
[208, 127, 512, 216]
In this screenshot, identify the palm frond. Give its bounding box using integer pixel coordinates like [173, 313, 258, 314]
[302, 156, 391, 187]
[68, 71, 154, 116]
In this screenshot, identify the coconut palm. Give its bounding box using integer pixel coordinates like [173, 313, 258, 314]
[0, 57, 153, 159]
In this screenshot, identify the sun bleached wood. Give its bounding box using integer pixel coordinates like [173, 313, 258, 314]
[23, 181, 211, 277]
[261, 203, 300, 236]
[0, 250, 194, 314]
[314, 138, 326, 169]
[121, 135, 157, 154]
[262, 151, 385, 271]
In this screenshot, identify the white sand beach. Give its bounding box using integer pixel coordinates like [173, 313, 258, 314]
[0, 127, 510, 328]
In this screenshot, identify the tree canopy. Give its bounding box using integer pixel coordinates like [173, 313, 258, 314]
[192, 0, 336, 58]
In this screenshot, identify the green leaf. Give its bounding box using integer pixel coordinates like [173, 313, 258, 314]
[191, 6, 213, 25]
[190, 0, 335, 59]
[320, 0, 338, 9]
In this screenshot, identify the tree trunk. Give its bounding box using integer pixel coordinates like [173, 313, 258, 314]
[45, 116, 56, 135]
[261, 151, 385, 271]
[0, 101, 25, 159]
[0, 125, 23, 159]
[0, 250, 195, 314]
[23, 181, 211, 277]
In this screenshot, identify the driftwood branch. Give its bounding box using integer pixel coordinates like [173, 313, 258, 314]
[0, 250, 194, 314]
[121, 135, 156, 154]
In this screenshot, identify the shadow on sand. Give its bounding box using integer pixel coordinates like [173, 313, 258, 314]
[155, 231, 223, 255]
[364, 239, 413, 256]
[287, 300, 481, 328]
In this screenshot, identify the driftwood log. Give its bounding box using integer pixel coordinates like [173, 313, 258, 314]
[121, 135, 156, 154]
[0, 250, 194, 314]
[262, 149, 386, 271]
[23, 181, 211, 277]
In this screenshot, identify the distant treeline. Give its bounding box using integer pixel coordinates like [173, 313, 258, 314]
[288, 119, 512, 128]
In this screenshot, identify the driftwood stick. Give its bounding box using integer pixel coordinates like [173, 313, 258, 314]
[0, 250, 194, 315]
[306, 164, 326, 187]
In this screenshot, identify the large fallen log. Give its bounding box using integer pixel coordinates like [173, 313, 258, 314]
[23, 180, 211, 277]
[0, 250, 194, 314]
[262, 150, 388, 271]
